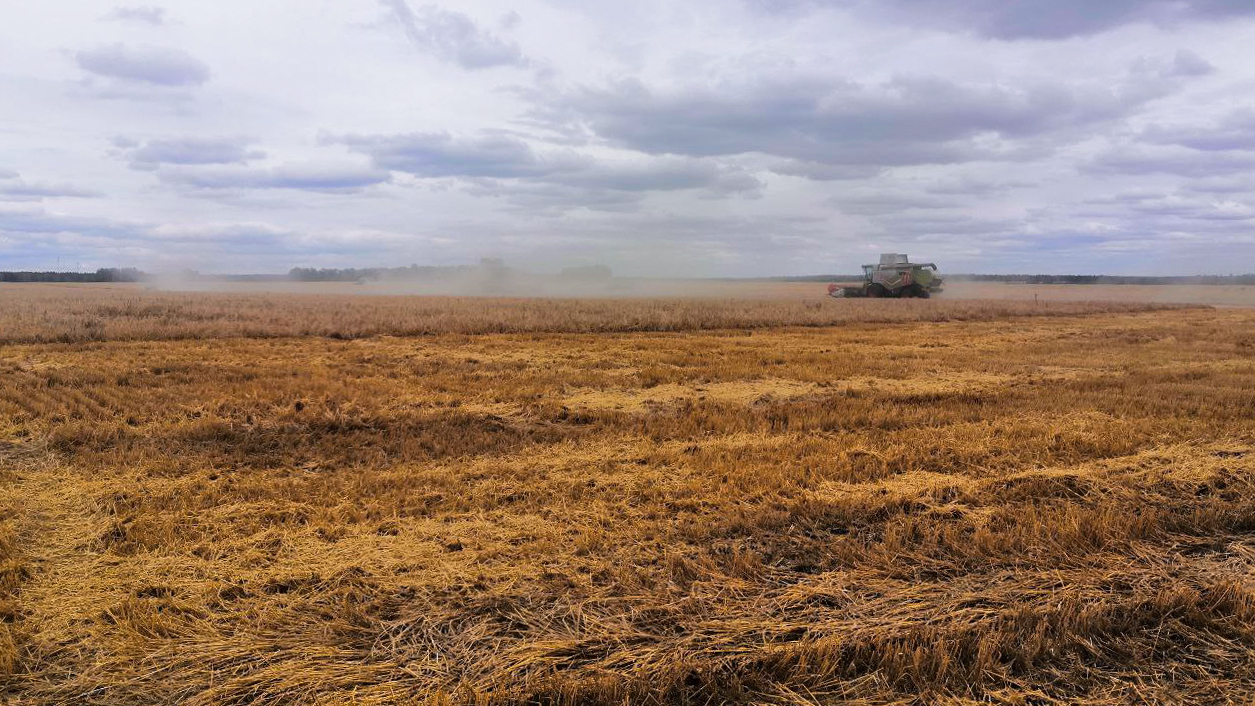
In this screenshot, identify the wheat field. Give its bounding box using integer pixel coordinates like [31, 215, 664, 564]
[0, 282, 1207, 345]
[2, 286, 1254, 704]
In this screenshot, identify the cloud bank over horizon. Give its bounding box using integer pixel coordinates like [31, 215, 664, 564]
[2, 0, 1254, 276]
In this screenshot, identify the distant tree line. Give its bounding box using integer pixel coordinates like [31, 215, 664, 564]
[287, 260, 610, 283]
[754, 273, 1255, 285]
[287, 264, 498, 282]
[6, 266, 1247, 286]
[948, 274, 1255, 285]
[0, 268, 144, 283]
[288, 267, 388, 282]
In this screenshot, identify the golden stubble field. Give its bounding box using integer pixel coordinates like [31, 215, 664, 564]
[0, 281, 1236, 345]
[2, 284, 1255, 704]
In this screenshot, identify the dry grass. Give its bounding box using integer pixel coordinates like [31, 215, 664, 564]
[1, 292, 1254, 704]
[0, 283, 1198, 344]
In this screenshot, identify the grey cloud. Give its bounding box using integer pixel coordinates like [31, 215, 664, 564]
[340, 131, 570, 178]
[106, 6, 167, 25]
[532, 73, 1162, 174]
[1165, 50, 1216, 78]
[1140, 110, 1255, 151]
[117, 136, 266, 169]
[1127, 50, 1217, 81]
[157, 163, 392, 191]
[831, 0, 1255, 40]
[0, 182, 101, 201]
[500, 11, 522, 31]
[378, 1, 527, 69]
[107, 137, 386, 193]
[1184, 177, 1255, 194]
[1088, 145, 1255, 177]
[75, 44, 209, 86]
[482, 169, 763, 215]
[0, 173, 101, 201]
[1082, 189, 1168, 206]
[339, 131, 763, 198]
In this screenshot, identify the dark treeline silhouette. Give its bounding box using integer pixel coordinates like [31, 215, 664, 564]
[288, 262, 618, 283]
[4, 267, 1250, 286]
[759, 273, 1255, 285]
[288, 260, 519, 283]
[288, 266, 441, 282]
[949, 273, 1255, 285]
[0, 268, 144, 283]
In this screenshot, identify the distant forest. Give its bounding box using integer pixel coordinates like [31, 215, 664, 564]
[955, 273, 1255, 285]
[287, 262, 613, 282]
[287, 264, 497, 282]
[3, 267, 1253, 285]
[0, 268, 144, 283]
[768, 273, 1255, 285]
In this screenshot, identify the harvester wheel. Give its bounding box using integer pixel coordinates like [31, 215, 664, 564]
[867, 284, 888, 298]
[906, 284, 929, 298]
[915, 286, 931, 299]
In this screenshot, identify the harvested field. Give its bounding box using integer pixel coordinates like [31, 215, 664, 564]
[942, 282, 1255, 308]
[0, 282, 1205, 344]
[2, 293, 1255, 704]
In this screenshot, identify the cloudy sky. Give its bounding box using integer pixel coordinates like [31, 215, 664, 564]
[2, 0, 1255, 276]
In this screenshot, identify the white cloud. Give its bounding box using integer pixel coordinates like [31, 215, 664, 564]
[106, 6, 168, 26]
[156, 162, 392, 192]
[377, 1, 528, 69]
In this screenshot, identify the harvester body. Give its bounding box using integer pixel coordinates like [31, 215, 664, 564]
[829, 254, 943, 298]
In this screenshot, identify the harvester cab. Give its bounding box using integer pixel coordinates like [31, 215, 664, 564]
[828, 254, 944, 299]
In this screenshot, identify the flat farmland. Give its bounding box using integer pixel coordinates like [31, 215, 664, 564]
[2, 286, 1255, 704]
[0, 281, 1236, 345]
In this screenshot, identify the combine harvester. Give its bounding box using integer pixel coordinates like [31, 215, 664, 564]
[828, 253, 944, 299]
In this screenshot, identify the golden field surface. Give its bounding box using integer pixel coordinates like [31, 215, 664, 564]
[2, 285, 1255, 704]
[0, 281, 1234, 345]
